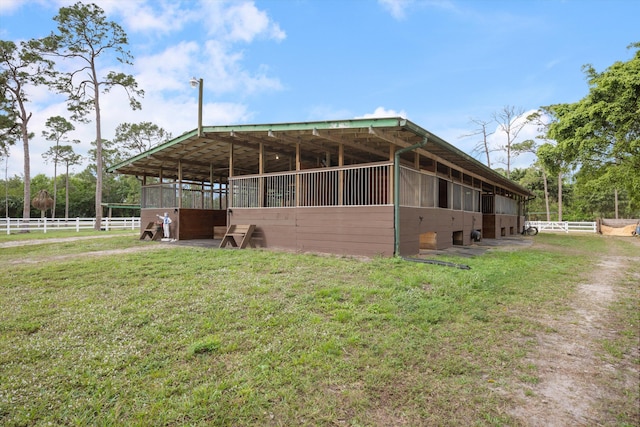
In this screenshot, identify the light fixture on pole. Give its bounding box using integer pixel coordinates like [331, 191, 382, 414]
[190, 77, 203, 137]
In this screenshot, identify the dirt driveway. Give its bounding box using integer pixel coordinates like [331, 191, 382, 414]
[507, 237, 640, 426]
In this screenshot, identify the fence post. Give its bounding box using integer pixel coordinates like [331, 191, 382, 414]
[5, 217, 9, 235]
[105, 217, 110, 231]
[44, 217, 47, 234]
[76, 217, 80, 232]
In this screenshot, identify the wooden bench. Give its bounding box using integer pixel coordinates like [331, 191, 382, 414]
[140, 221, 162, 241]
[219, 224, 256, 249]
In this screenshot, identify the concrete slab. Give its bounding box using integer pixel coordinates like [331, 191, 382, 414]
[419, 236, 534, 258]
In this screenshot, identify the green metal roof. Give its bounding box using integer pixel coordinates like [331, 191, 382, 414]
[107, 117, 532, 196]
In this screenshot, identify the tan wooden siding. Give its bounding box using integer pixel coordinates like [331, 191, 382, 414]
[399, 207, 483, 254]
[231, 206, 395, 257]
[482, 214, 520, 238]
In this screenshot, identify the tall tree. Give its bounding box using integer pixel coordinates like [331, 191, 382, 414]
[42, 116, 78, 218]
[114, 121, 172, 156]
[546, 43, 640, 216]
[38, 2, 143, 230]
[0, 40, 53, 222]
[512, 139, 551, 221]
[57, 145, 83, 219]
[514, 110, 557, 221]
[537, 140, 572, 221]
[493, 105, 526, 179]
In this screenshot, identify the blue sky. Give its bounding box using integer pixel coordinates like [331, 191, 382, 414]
[1, 0, 637, 177]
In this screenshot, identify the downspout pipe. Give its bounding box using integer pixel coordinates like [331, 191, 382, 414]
[394, 136, 428, 256]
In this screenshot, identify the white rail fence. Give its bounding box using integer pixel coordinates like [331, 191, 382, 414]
[525, 220, 597, 233]
[1, 217, 141, 235]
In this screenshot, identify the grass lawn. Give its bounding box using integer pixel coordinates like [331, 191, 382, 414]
[0, 233, 637, 426]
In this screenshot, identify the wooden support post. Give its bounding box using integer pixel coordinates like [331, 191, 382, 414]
[209, 164, 214, 209]
[295, 141, 301, 207]
[259, 142, 264, 207]
[159, 167, 164, 208]
[338, 143, 344, 205]
[142, 175, 147, 208]
[229, 142, 234, 178]
[178, 160, 183, 208]
[229, 142, 234, 209]
[389, 145, 396, 204]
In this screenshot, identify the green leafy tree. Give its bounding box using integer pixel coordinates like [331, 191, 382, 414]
[537, 140, 573, 221]
[514, 110, 557, 220]
[70, 167, 98, 217]
[0, 40, 53, 221]
[0, 76, 19, 153]
[42, 116, 79, 218]
[88, 138, 140, 216]
[114, 122, 172, 156]
[0, 174, 26, 217]
[511, 165, 565, 220]
[56, 145, 82, 219]
[546, 43, 640, 217]
[38, 2, 143, 229]
[1, 144, 10, 216]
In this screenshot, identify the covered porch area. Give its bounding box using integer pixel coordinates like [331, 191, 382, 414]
[108, 117, 533, 257]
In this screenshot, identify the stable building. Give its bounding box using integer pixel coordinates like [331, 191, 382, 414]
[107, 117, 534, 257]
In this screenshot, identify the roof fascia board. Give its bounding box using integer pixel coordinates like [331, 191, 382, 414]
[108, 118, 405, 173]
[203, 117, 405, 134]
[107, 129, 199, 173]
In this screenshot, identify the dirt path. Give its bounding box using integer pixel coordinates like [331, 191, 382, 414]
[0, 233, 174, 266]
[507, 237, 640, 426]
[0, 233, 137, 248]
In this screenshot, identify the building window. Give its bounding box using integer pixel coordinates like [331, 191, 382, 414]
[452, 183, 462, 210]
[438, 178, 449, 209]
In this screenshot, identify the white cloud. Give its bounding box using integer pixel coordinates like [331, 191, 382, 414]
[0, 0, 24, 14]
[378, 0, 412, 20]
[197, 40, 282, 95]
[224, 1, 286, 42]
[135, 41, 201, 92]
[200, 0, 286, 43]
[104, 0, 196, 34]
[356, 107, 408, 119]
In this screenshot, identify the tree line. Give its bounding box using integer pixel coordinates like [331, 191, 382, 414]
[0, 2, 170, 224]
[464, 43, 639, 220]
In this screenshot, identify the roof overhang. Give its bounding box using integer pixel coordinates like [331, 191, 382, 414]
[107, 117, 533, 197]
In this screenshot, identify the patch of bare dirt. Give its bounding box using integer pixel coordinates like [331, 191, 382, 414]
[0, 233, 137, 248]
[0, 233, 175, 265]
[8, 244, 172, 265]
[507, 237, 640, 426]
